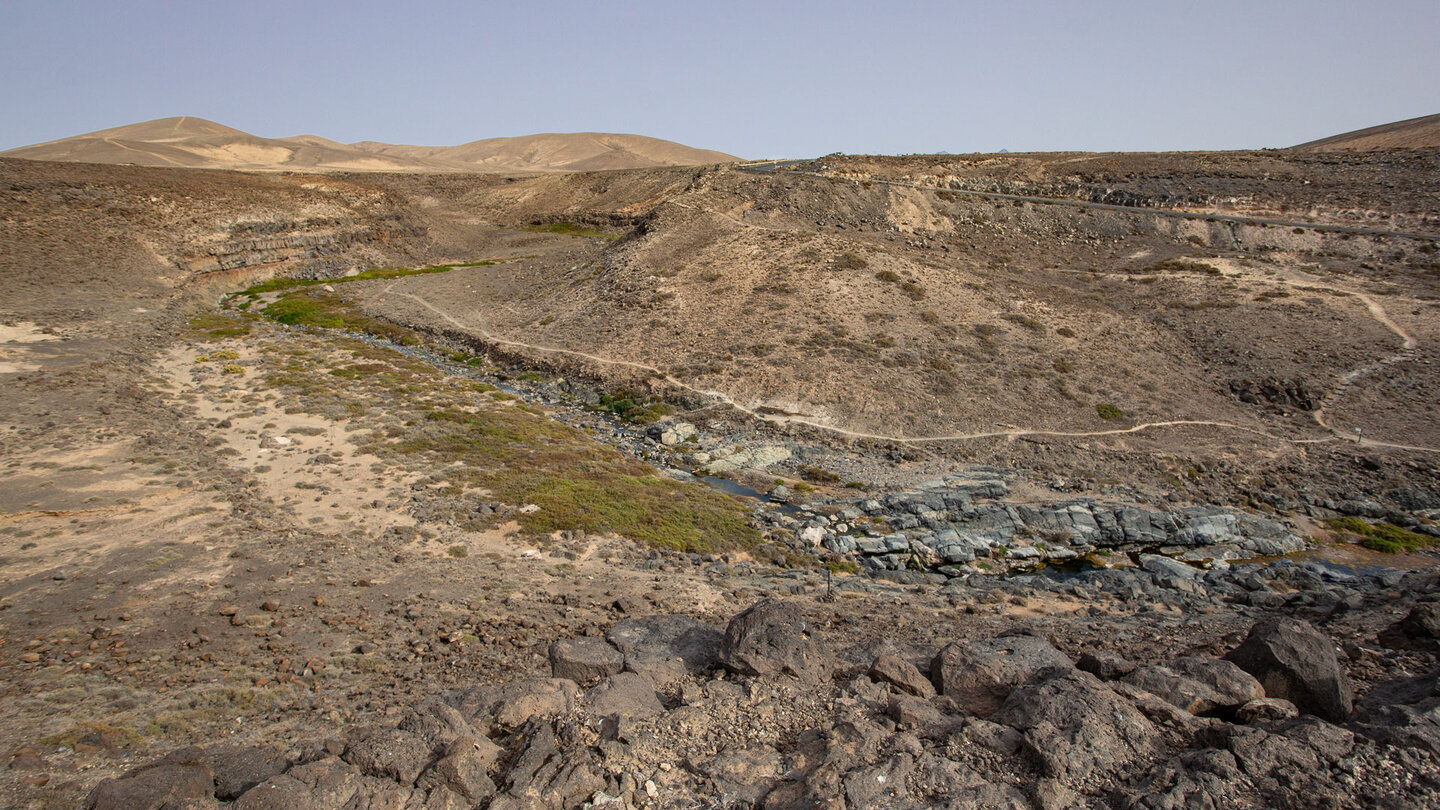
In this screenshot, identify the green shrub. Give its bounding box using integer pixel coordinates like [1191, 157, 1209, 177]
[1096, 403, 1124, 420]
[525, 221, 618, 239]
[1324, 517, 1435, 553]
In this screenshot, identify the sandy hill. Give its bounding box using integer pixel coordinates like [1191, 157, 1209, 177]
[1, 116, 741, 173]
[1292, 113, 1440, 151]
[351, 132, 740, 173]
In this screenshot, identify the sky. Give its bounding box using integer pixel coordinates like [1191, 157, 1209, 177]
[2, 0, 1437, 158]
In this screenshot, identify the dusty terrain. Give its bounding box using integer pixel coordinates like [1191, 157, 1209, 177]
[0, 117, 741, 174]
[1293, 112, 1440, 151]
[0, 145, 1438, 808]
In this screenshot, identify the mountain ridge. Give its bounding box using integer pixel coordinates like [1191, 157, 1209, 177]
[0, 116, 742, 173]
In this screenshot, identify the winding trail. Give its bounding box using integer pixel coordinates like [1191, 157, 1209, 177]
[376, 281, 1440, 453]
[1310, 288, 1420, 435]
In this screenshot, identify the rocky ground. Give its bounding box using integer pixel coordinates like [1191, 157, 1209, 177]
[1, 152, 1438, 808]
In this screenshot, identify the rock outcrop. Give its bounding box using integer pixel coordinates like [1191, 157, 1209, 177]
[87, 597, 1440, 809]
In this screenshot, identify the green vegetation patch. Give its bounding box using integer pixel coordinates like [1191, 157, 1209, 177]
[371, 407, 757, 553]
[1325, 516, 1436, 553]
[237, 263, 479, 296]
[260, 289, 420, 345]
[595, 392, 674, 424]
[186, 312, 253, 341]
[1096, 403, 1124, 421]
[523, 221, 619, 239]
[1135, 258, 1222, 276]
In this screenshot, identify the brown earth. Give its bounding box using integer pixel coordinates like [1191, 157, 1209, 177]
[1, 149, 1438, 807]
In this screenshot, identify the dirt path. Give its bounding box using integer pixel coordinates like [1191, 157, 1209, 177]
[1309, 287, 1420, 436]
[379, 283, 1440, 454]
[1051, 259, 1430, 452]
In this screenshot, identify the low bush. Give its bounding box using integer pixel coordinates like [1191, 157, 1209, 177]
[1096, 403, 1124, 420]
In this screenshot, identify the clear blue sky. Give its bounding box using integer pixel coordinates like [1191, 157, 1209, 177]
[3, 0, 1437, 157]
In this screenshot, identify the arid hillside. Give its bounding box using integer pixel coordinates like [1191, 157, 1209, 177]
[358, 151, 1440, 461]
[1293, 112, 1440, 151]
[3, 146, 1440, 810]
[0, 116, 741, 173]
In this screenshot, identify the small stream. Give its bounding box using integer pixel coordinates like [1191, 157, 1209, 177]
[327, 331, 1429, 583]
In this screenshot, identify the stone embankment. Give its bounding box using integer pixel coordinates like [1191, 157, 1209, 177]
[88, 570, 1440, 809]
[781, 470, 1307, 576]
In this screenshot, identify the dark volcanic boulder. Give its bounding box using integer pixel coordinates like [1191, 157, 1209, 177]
[607, 613, 724, 685]
[583, 671, 665, 719]
[343, 727, 433, 785]
[1377, 602, 1440, 651]
[868, 653, 936, 698]
[203, 745, 291, 801]
[1122, 656, 1264, 716]
[547, 637, 624, 684]
[1224, 618, 1353, 722]
[86, 746, 215, 810]
[235, 756, 363, 810]
[1350, 666, 1440, 756]
[930, 633, 1073, 717]
[992, 667, 1160, 785]
[719, 599, 833, 683]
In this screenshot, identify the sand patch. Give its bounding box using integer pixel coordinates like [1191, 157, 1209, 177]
[0, 322, 61, 343]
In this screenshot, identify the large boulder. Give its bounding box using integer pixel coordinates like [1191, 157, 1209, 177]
[1122, 656, 1264, 715]
[930, 633, 1073, 717]
[992, 667, 1160, 785]
[719, 600, 833, 683]
[868, 654, 936, 698]
[1377, 602, 1440, 651]
[1350, 666, 1440, 756]
[451, 678, 579, 734]
[85, 747, 215, 810]
[343, 727, 433, 785]
[606, 614, 723, 683]
[1224, 618, 1353, 722]
[583, 671, 665, 719]
[203, 745, 290, 801]
[235, 757, 363, 810]
[547, 637, 624, 684]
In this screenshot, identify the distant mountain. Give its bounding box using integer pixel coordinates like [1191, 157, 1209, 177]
[1291, 113, 1440, 151]
[1, 117, 742, 173]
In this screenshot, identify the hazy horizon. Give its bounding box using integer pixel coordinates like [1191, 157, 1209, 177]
[3, 0, 1438, 157]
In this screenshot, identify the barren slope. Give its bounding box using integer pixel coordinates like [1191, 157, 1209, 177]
[369, 154, 1440, 454]
[1293, 112, 1440, 151]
